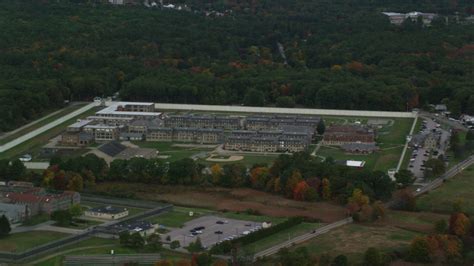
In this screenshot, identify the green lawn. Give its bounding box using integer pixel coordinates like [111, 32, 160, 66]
[33, 237, 189, 266]
[22, 213, 50, 226]
[54, 219, 102, 229]
[0, 103, 87, 145]
[147, 206, 214, 228]
[0, 231, 70, 252]
[377, 118, 413, 147]
[242, 222, 322, 254]
[318, 146, 402, 172]
[417, 166, 474, 215]
[0, 107, 100, 160]
[220, 212, 286, 224]
[286, 224, 420, 264]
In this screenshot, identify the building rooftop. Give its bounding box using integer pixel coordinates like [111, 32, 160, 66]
[96, 102, 161, 117]
[88, 205, 127, 214]
[98, 141, 127, 157]
[68, 119, 93, 129]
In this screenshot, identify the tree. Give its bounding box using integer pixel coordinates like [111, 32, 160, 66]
[394, 169, 414, 188]
[69, 204, 83, 218]
[187, 237, 204, 252]
[363, 247, 383, 266]
[449, 212, 471, 237]
[66, 172, 83, 192]
[332, 254, 348, 266]
[317, 119, 326, 135]
[304, 187, 319, 201]
[392, 189, 416, 211]
[276, 96, 295, 108]
[293, 181, 309, 201]
[210, 164, 223, 184]
[0, 215, 11, 238]
[243, 88, 265, 106]
[128, 233, 145, 249]
[170, 240, 180, 249]
[8, 159, 26, 181]
[434, 219, 448, 234]
[408, 237, 431, 263]
[51, 210, 72, 226]
[147, 233, 162, 251]
[424, 158, 446, 179]
[321, 178, 331, 200]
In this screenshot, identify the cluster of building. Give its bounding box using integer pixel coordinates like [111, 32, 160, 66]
[382, 11, 438, 26]
[84, 205, 129, 220]
[224, 126, 314, 153]
[410, 132, 440, 151]
[60, 102, 320, 153]
[322, 125, 378, 154]
[0, 181, 80, 223]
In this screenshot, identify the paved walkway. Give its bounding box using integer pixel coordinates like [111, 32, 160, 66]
[395, 114, 419, 172]
[0, 102, 98, 153]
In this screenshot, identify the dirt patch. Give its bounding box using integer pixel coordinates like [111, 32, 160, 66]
[92, 183, 347, 223]
[206, 155, 244, 162]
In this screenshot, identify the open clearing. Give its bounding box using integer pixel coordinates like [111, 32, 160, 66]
[92, 183, 347, 223]
[417, 166, 474, 215]
[0, 231, 70, 252]
[287, 224, 420, 263]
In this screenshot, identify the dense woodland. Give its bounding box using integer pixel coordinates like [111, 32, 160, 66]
[0, 0, 473, 131]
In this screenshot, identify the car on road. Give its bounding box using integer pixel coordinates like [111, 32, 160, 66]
[19, 154, 32, 162]
[216, 221, 224, 224]
[214, 231, 223, 234]
[416, 188, 421, 192]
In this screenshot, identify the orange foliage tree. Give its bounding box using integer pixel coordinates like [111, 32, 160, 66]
[449, 212, 471, 237]
[293, 181, 309, 201]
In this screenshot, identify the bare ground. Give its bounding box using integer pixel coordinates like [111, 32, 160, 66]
[92, 183, 347, 223]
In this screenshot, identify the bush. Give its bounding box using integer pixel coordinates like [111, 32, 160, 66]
[170, 240, 180, 249]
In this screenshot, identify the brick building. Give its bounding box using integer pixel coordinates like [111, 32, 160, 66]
[322, 125, 375, 145]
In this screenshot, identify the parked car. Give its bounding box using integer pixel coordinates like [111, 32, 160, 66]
[19, 154, 32, 162]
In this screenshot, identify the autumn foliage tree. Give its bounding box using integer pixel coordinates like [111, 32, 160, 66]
[321, 178, 331, 200]
[449, 212, 471, 237]
[210, 164, 223, 184]
[293, 181, 309, 201]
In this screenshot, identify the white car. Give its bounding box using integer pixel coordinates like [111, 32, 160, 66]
[19, 154, 32, 162]
[416, 188, 421, 192]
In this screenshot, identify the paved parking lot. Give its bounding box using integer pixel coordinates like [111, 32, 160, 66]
[164, 215, 262, 248]
[408, 118, 450, 180]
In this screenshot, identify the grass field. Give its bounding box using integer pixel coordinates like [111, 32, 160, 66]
[22, 213, 50, 226]
[317, 146, 402, 172]
[417, 166, 474, 215]
[147, 206, 214, 228]
[0, 103, 87, 145]
[0, 107, 100, 160]
[242, 222, 322, 254]
[0, 231, 70, 252]
[55, 219, 102, 229]
[32, 237, 190, 266]
[287, 224, 420, 263]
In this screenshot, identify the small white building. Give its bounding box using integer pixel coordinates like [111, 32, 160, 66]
[85, 206, 129, 220]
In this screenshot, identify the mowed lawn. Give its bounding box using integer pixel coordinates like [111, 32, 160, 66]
[417, 166, 474, 215]
[147, 206, 214, 228]
[0, 231, 70, 252]
[288, 224, 420, 263]
[317, 146, 402, 172]
[242, 222, 322, 254]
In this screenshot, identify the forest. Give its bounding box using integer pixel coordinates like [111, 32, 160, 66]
[0, 0, 473, 131]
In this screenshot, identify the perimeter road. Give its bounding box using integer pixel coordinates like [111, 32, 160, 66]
[153, 103, 416, 118]
[0, 102, 98, 153]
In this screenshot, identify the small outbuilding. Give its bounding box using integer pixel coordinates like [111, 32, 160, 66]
[85, 205, 129, 220]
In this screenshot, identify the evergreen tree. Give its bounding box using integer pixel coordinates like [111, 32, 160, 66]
[0, 215, 11, 238]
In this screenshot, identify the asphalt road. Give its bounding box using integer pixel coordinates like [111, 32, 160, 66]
[253, 218, 353, 260]
[0, 102, 98, 154]
[420, 112, 468, 132]
[414, 155, 474, 197]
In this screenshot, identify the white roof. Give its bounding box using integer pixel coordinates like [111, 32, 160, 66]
[96, 102, 161, 117]
[346, 160, 366, 167]
[68, 119, 93, 128]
